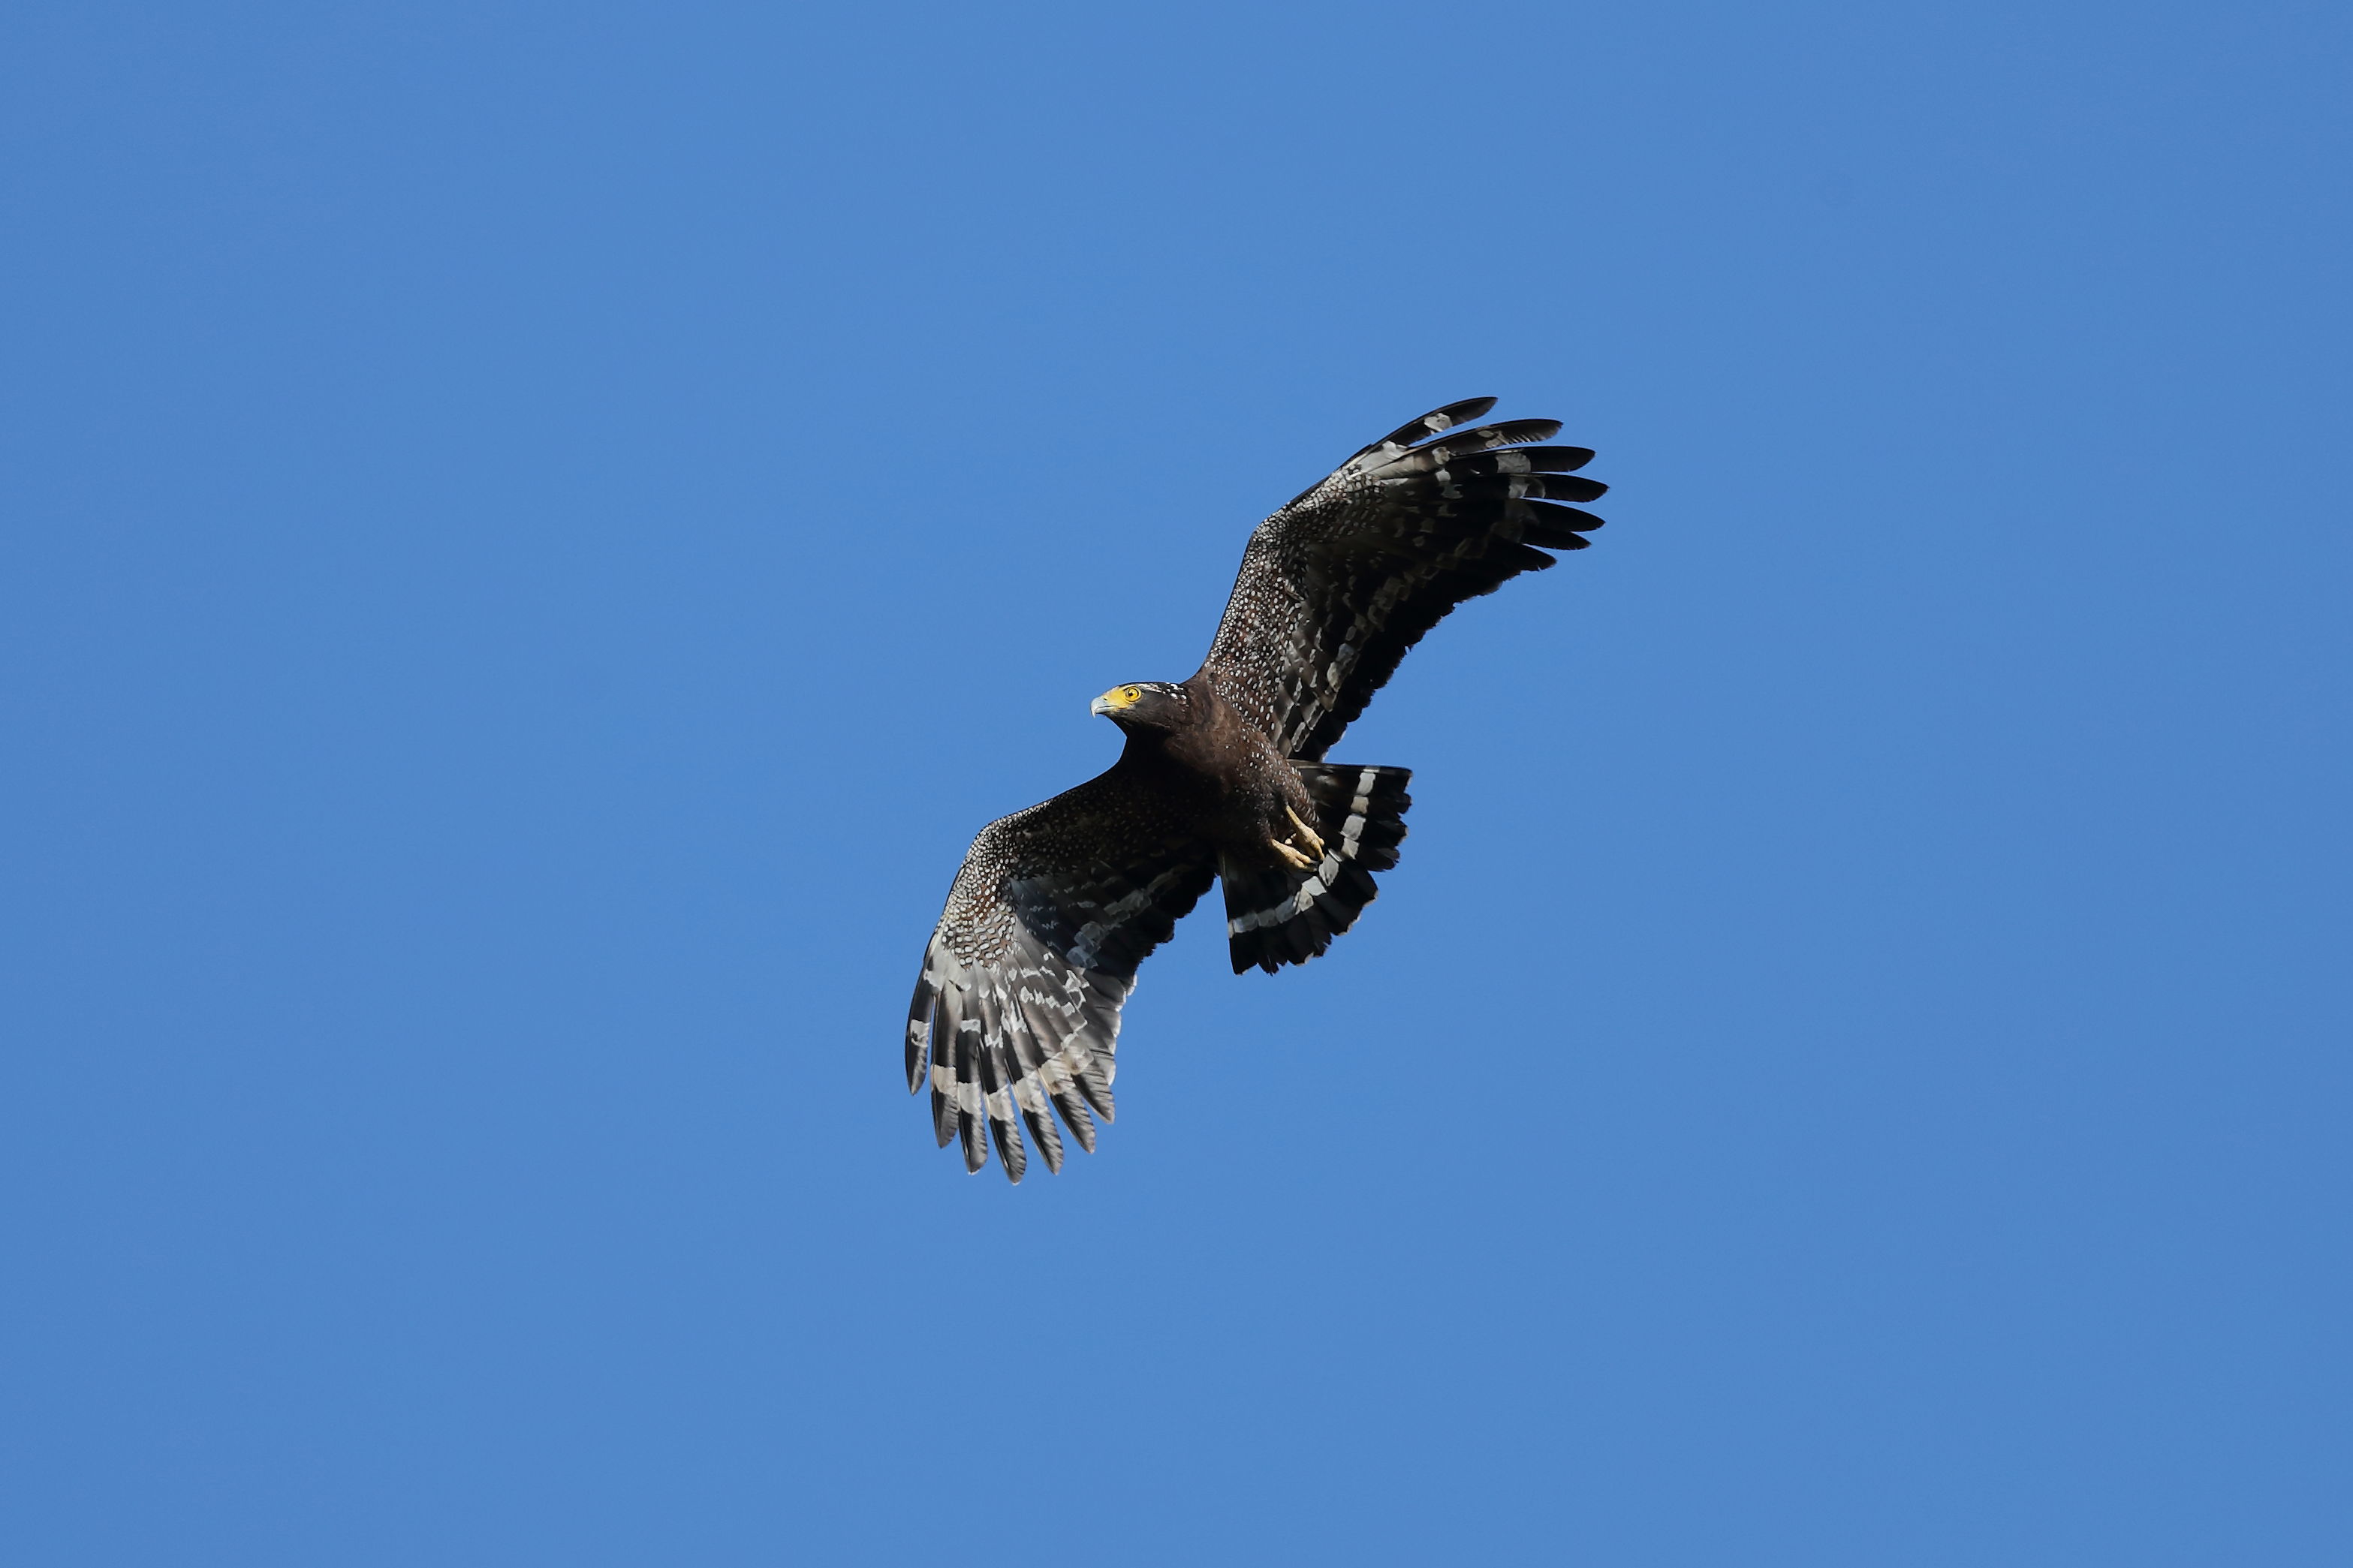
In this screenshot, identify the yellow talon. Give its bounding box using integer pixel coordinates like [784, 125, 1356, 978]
[1283, 805, 1327, 859]
[1270, 838, 1315, 871]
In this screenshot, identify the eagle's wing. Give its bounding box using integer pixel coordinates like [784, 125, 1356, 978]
[1200, 398, 1607, 761]
[906, 768, 1216, 1181]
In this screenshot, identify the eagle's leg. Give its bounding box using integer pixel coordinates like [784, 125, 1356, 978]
[1269, 837, 1316, 871]
[1282, 805, 1327, 861]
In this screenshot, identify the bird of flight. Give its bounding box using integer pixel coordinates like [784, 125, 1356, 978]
[905, 399, 1609, 1181]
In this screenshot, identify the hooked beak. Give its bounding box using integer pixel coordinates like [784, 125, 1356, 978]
[1092, 685, 1143, 719]
[1089, 694, 1116, 718]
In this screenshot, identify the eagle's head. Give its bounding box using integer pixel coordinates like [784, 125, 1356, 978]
[1091, 681, 1192, 732]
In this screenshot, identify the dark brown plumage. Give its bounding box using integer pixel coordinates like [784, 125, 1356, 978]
[905, 398, 1608, 1180]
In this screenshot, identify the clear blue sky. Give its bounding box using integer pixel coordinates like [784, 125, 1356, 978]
[3, 2, 2346, 1563]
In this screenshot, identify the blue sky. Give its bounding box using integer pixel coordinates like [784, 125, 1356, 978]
[3, 2, 2347, 1562]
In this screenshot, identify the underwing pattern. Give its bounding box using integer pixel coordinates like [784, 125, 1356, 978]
[1201, 397, 1607, 762]
[905, 772, 1216, 1180]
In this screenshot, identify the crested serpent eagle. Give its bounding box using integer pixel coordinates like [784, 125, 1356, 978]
[905, 399, 1609, 1180]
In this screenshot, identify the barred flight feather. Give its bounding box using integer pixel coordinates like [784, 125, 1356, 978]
[1006, 1029, 1065, 1173]
[1354, 396, 1498, 456]
[979, 1040, 1023, 1181]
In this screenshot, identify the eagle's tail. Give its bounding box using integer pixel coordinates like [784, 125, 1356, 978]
[1222, 764, 1412, 975]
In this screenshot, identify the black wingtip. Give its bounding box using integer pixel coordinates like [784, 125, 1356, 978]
[1427, 395, 1499, 429]
[1350, 398, 1499, 463]
[979, 1043, 1027, 1183]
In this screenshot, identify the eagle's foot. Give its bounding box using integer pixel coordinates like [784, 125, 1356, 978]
[1282, 805, 1327, 860]
[1269, 837, 1316, 871]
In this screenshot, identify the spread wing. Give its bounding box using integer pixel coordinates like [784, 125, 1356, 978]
[905, 768, 1216, 1181]
[1199, 398, 1608, 760]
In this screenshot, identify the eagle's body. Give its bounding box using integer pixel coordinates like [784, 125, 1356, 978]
[1103, 675, 1312, 876]
[906, 399, 1609, 1180]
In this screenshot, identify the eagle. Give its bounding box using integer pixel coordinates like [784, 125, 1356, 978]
[905, 398, 1609, 1180]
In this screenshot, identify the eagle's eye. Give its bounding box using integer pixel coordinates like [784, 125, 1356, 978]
[1122, 686, 1143, 703]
